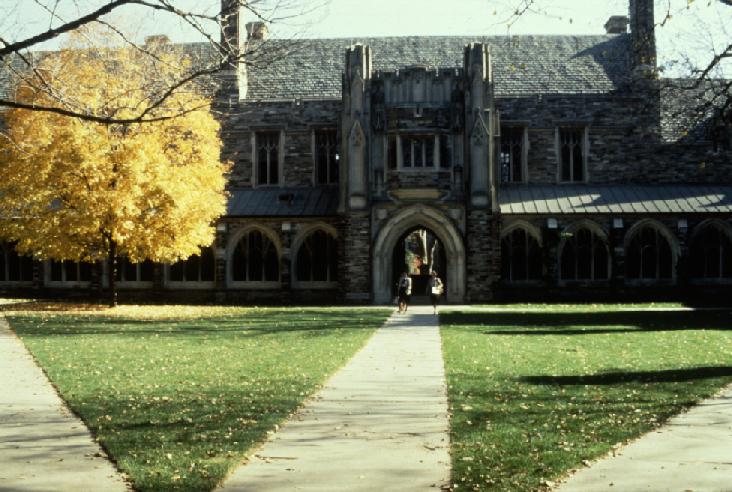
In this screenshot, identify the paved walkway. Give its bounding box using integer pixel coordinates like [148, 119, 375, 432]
[0, 313, 129, 492]
[219, 305, 451, 491]
[556, 384, 732, 492]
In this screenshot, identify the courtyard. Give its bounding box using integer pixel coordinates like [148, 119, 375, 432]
[1, 300, 731, 491]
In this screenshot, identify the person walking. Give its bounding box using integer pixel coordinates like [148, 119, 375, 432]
[427, 271, 443, 315]
[397, 271, 412, 313]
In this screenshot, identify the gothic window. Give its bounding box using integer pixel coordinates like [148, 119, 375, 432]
[315, 129, 339, 185]
[387, 135, 397, 169]
[50, 260, 92, 283]
[116, 258, 154, 282]
[169, 247, 215, 283]
[559, 128, 585, 182]
[295, 230, 338, 282]
[626, 226, 673, 280]
[500, 126, 524, 182]
[560, 228, 609, 281]
[232, 230, 279, 282]
[0, 242, 33, 282]
[439, 135, 453, 168]
[402, 135, 435, 168]
[255, 131, 280, 186]
[501, 228, 542, 282]
[690, 225, 732, 279]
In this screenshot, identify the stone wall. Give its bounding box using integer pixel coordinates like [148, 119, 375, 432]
[218, 100, 341, 187]
[340, 211, 372, 302]
[465, 210, 500, 302]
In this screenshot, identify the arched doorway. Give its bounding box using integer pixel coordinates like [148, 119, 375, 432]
[373, 205, 465, 304]
[391, 227, 447, 302]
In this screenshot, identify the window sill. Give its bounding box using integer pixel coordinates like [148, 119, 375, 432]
[45, 281, 92, 288]
[115, 281, 154, 289]
[624, 279, 676, 286]
[292, 281, 338, 290]
[227, 281, 281, 289]
[165, 281, 216, 290]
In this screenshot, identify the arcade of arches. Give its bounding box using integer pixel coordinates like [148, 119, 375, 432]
[1, 217, 731, 298]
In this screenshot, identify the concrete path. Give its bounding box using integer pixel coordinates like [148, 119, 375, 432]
[0, 313, 129, 492]
[556, 384, 732, 492]
[219, 305, 451, 492]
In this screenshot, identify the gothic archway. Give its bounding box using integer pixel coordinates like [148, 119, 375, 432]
[373, 205, 465, 304]
[391, 227, 447, 301]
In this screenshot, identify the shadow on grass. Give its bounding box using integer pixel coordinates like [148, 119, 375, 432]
[442, 311, 732, 334]
[520, 366, 732, 385]
[7, 311, 382, 337]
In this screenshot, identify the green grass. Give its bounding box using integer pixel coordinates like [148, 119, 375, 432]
[441, 308, 732, 491]
[5, 304, 390, 492]
[464, 302, 690, 312]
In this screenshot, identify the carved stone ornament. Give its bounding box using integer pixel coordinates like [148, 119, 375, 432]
[471, 116, 488, 145]
[372, 107, 386, 132]
[349, 120, 366, 147]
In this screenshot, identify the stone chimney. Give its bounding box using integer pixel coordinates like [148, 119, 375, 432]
[246, 22, 269, 41]
[629, 0, 656, 76]
[144, 34, 170, 45]
[220, 0, 244, 61]
[604, 16, 629, 34]
[220, 0, 247, 99]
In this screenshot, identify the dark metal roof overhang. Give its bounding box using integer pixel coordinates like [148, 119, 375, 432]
[499, 185, 732, 215]
[226, 187, 339, 217]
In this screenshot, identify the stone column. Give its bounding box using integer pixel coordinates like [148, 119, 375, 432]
[463, 43, 496, 211]
[280, 222, 293, 303]
[339, 212, 372, 303]
[465, 211, 499, 302]
[610, 223, 625, 294]
[341, 44, 372, 211]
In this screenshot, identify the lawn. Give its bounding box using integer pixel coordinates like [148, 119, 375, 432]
[4, 304, 391, 492]
[441, 307, 732, 491]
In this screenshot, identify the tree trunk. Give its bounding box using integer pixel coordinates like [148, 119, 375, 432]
[108, 240, 118, 307]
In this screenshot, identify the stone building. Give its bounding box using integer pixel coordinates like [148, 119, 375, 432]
[1, 0, 731, 303]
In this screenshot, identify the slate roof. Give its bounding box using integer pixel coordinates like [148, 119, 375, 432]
[246, 35, 632, 100]
[226, 187, 339, 217]
[499, 185, 732, 214]
[660, 79, 732, 143]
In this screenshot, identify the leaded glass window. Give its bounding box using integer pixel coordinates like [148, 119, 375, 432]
[50, 260, 92, 282]
[295, 230, 338, 282]
[115, 258, 154, 282]
[560, 228, 609, 281]
[626, 226, 673, 280]
[560, 128, 585, 182]
[256, 131, 279, 186]
[402, 136, 434, 168]
[500, 127, 524, 182]
[169, 247, 215, 282]
[232, 230, 279, 282]
[501, 229, 542, 282]
[315, 130, 339, 184]
[690, 226, 732, 279]
[0, 242, 33, 282]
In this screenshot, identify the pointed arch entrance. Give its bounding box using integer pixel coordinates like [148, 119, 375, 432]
[392, 227, 447, 302]
[373, 205, 465, 304]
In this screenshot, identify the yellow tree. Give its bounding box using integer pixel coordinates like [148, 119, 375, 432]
[0, 30, 229, 305]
